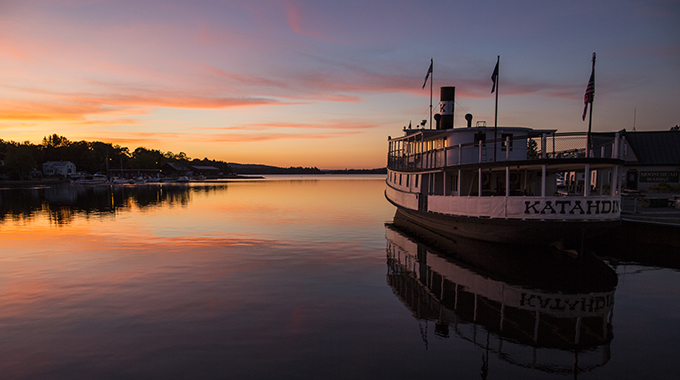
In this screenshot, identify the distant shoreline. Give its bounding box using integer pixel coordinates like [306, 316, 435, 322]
[0, 172, 387, 188]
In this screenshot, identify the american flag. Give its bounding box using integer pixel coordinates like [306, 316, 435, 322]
[582, 70, 595, 121]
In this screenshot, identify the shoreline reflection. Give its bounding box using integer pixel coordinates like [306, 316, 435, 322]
[385, 211, 618, 376]
[0, 184, 227, 224]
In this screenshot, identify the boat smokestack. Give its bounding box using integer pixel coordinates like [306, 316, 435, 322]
[439, 86, 455, 130]
[465, 113, 473, 128]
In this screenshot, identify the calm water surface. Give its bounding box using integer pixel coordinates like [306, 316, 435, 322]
[0, 176, 678, 379]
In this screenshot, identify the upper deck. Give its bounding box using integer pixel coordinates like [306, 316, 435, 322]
[387, 127, 624, 171]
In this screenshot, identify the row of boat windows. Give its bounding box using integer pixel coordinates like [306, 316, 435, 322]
[389, 139, 446, 155]
[389, 133, 515, 156]
[389, 168, 616, 197]
[389, 172, 419, 188]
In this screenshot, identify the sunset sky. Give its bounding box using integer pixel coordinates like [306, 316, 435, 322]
[1, 0, 678, 169]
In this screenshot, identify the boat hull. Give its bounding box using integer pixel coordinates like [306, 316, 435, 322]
[387, 196, 620, 247]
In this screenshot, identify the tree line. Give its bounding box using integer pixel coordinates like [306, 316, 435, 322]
[0, 134, 233, 180]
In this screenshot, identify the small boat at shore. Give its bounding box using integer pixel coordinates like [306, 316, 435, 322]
[386, 86, 624, 247]
[74, 173, 108, 185]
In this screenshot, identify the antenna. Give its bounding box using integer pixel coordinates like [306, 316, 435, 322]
[633, 108, 637, 131]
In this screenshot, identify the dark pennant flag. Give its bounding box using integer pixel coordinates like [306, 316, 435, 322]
[491, 61, 499, 93]
[422, 59, 433, 89]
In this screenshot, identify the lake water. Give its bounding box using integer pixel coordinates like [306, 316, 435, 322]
[1, 176, 678, 379]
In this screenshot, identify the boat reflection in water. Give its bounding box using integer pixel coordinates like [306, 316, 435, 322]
[386, 210, 618, 376]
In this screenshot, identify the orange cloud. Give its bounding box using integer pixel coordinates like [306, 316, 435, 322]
[0, 100, 107, 121]
[71, 128, 365, 148]
[0, 86, 284, 125]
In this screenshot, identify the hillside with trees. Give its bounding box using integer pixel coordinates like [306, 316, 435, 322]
[227, 163, 322, 175]
[1, 134, 386, 180]
[0, 134, 233, 180]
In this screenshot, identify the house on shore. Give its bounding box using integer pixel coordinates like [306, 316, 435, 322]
[191, 165, 221, 177]
[43, 161, 76, 177]
[160, 162, 192, 177]
[621, 130, 680, 191]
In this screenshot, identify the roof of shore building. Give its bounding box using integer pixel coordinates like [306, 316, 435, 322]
[162, 162, 190, 171]
[43, 161, 75, 167]
[624, 130, 680, 165]
[191, 165, 220, 171]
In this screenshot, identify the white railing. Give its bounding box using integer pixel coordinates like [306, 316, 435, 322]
[388, 132, 622, 171]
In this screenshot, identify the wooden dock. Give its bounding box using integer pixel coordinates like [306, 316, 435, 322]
[621, 192, 680, 226]
[588, 194, 680, 268]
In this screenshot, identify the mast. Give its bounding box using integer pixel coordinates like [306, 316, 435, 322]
[422, 58, 434, 129]
[493, 55, 499, 161]
[429, 58, 433, 129]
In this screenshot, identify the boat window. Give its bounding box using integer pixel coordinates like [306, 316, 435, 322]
[474, 133, 486, 146]
[415, 175, 419, 188]
[501, 133, 513, 151]
[406, 175, 410, 187]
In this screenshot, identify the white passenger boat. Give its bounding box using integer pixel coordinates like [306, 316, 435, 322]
[385, 86, 624, 247]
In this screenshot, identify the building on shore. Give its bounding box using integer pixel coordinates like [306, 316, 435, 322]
[191, 165, 221, 177]
[160, 162, 192, 177]
[42, 161, 76, 177]
[620, 130, 680, 191]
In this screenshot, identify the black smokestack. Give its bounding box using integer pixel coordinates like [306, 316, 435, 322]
[465, 113, 473, 128]
[439, 86, 454, 130]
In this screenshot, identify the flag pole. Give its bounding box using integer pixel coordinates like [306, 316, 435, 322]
[493, 55, 499, 162]
[586, 52, 596, 157]
[422, 58, 433, 129]
[430, 58, 433, 129]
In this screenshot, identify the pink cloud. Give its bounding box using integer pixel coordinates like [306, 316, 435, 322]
[284, 1, 319, 40]
[200, 131, 362, 144]
[203, 121, 377, 131]
[74, 127, 365, 149]
[72, 92, 280, 109]
[0, 39, 33, 62]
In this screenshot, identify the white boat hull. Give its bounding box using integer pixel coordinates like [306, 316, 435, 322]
[386, 187, 621, 246]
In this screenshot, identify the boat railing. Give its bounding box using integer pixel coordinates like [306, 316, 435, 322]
[387, 131, 623, 170]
